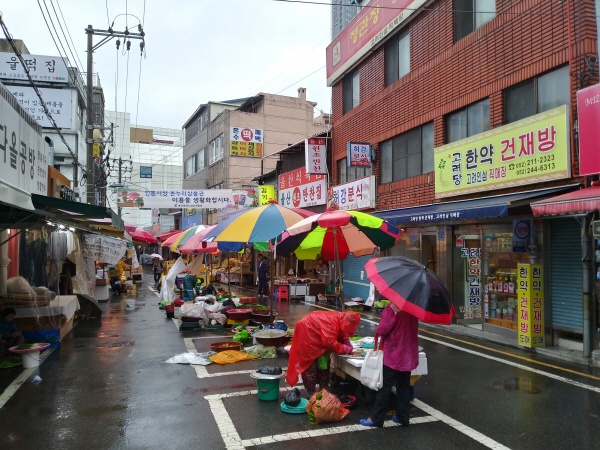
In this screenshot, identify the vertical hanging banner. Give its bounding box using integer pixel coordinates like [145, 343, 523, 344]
[517, 263, 545, 347]
[305, 137, 327, 175]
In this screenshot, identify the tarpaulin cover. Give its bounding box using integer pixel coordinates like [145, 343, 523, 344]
[286, 311, 360, 387]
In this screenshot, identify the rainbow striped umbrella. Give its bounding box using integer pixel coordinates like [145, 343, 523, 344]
[203, 203, 306, 251]
[169, 225, 205, 252]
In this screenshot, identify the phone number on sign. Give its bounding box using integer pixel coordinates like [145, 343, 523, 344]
[515, 162, 556, 176]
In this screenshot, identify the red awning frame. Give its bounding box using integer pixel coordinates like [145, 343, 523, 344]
[531, 185, 600, 216]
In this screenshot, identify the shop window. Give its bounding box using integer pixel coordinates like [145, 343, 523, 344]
[140, 166, 152, 179]
[385, 29, 410, 87]
[446, 99, 490, 143]
[380, 122, 434, 184]
[504, 66, 570, 123]
[343, 69, 360, 114]
[454, 0, 496, 42]
[337, 157, 371, 184]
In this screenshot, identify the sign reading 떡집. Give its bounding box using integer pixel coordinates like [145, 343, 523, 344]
[230, 127, 263, 158]
[347, 142, 371, 168]
[434, 106, 570, 198]
[331, 176, 375, 210]
[0, 53, 70, 83]
[278, 167, 326, 208]
[305, 137, 327, 175]
[517, 263, 545, 347]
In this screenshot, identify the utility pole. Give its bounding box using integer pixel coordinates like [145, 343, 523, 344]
[85, 23, 145, 205]
[117, 157, 123, 217]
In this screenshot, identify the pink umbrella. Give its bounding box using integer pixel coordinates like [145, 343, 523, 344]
[131, 227, 158, 244]
[178, 225, 219, 255]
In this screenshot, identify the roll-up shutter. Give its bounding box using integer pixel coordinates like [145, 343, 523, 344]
[549, 219, 583, 332]
[342, 254, 373, 299]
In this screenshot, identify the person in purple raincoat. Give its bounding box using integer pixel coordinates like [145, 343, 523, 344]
[360, 303, 419, 427]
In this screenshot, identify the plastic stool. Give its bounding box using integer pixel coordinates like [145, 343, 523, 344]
[277, 285, 289, 302]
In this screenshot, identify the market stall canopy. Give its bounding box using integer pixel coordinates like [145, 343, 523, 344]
[375, 186, 574, 226]
[158, 229, 180, 242]
[178, 225, 219, 254]
[530, 185, 600, 216]
[25, 194, 126, 237]
[131, 227, 158, 244]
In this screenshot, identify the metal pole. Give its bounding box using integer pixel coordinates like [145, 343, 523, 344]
[117, 157, 122, 217]
[582, 214, 592, 356]
[333, 227, 344, 311]
[86, 25, 95, 205]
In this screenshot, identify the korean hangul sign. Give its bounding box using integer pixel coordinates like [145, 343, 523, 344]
[8, 86, 74, 129]
[332, 176, 375, 211]
[230, 127, 263, 158]
[517, 263, 545, 347]
[305, 137, 327, 175]
[0, 53, 69, 83]
[118, 188, 240, 209]
[347, 142, 371, 168]
[83, 235, 128, 266]
[326, 0, 427, 86]
[259, 185, 276, 206]
[0, 88, 48, 209]
[278, 167, 326, 208]
[458, 247, 482, 320]
[434, 106, 569, 198]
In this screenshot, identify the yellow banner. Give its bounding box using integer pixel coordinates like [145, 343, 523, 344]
[435, 106, 569, 198]
[517, 263, 545, 347]
[230, 141, 263, 158]
[259, 185, 276, 205]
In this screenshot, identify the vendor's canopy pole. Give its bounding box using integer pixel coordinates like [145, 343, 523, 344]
[269, 248, 274, 325]
[333, 227, 344, 311]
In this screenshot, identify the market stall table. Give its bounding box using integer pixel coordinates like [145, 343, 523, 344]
[12, 295, 80, 343]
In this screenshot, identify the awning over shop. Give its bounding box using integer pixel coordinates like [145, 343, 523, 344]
[31, 194, 125, 236]
[531, 185, 600, 216]
[375, 186, 574, 226]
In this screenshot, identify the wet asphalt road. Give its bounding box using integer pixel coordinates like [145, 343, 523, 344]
[1, 267, 600, 449]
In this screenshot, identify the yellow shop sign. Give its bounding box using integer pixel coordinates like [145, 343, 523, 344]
[434, 106, 570, 198]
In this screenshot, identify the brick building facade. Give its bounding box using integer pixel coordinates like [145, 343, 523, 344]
[327, 0, 600, 358]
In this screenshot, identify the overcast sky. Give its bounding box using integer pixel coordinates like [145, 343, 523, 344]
[0, 0, 333, 130]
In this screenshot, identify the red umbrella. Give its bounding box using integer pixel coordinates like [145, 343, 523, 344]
[158, 230, 180, 242]
[178, 225, 219, 255]
[131, 227, 158, 244]
[124, 221, 137, 233]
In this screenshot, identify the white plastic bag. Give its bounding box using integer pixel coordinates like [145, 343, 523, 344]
[360, 337, 383, 391]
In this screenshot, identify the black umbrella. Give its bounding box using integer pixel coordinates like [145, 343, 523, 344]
[365, 256, 455, 324]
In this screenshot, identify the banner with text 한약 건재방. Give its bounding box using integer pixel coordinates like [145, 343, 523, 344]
[434, 106, 570, 199]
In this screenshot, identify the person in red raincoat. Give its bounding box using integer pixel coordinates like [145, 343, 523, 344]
[286, 311, 360, 396]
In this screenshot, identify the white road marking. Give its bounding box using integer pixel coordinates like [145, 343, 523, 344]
[419, 335, 600, 395]
[208, 388, 517, 450]
[413, 399, 509, 449]
[0, 348, 55, 409]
